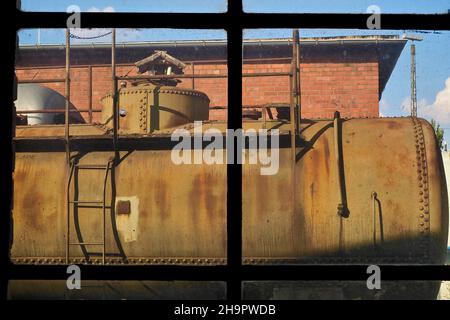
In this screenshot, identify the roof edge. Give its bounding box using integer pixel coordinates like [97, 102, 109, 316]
[18, 35, 406, 50]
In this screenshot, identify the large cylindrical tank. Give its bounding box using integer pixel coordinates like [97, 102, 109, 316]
[15, 84, 85, 125]
[11, 117, 448, 266]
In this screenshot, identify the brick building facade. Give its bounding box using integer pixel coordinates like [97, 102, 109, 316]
[15, 36, 406, 122]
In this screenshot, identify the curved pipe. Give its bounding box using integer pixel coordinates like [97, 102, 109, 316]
[334, 111, 350, 218]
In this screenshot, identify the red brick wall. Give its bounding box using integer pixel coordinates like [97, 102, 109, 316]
[242, 62, 379, 119]
[301, 62, 379, 118]
[16, 60, 379, 122]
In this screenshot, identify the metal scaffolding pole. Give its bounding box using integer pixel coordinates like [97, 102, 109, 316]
[65, 29, 71, 163]
[402, 33, 423, 117]
[65, 28, 71, 264]
[112, 29, 119, 162]
[293, 29, 301, 136]
[290, 29, 298, 227]
[410, 43, 417, 117]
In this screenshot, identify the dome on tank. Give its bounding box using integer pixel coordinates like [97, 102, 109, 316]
[15, 83, 85, 125]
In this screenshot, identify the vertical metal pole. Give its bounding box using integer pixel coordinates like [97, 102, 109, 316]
[88, 65, 93, 123]
[191, 62, 195, 90]
[290, 29, 298, 161]
[288, 33, 302, 232]
[262, 106, 267, 129]
[410, 43, 417, 117]
[294, 29, 301, 135]
[112, 29, 118, 161]
[290, 29, 299, 239]
[65, 29, 71, 160]
[289, 74, 296, 162]
[65, 28, 71, 264]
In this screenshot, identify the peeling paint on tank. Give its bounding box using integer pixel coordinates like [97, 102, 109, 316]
[115, 196, 139, 243]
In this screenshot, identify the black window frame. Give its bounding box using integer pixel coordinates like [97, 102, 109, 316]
[2, 1, 450, 301]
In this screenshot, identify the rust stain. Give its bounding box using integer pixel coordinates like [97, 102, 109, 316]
[386, 121, 403, 130]
[322, 136, 330, 177]
[154, 178, 170, 222]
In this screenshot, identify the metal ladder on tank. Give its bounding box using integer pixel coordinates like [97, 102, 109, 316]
[64, 29, 120, 265]
[66, 160, 114, 265]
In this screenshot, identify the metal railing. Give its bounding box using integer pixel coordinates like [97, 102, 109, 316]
[16, 50, 298, 126]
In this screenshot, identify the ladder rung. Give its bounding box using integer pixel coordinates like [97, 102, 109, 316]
[69, 200, 104, 204]
[75, 164, 110, 169]
[69, 242, 104, 246]
[74, 205, 111, 209]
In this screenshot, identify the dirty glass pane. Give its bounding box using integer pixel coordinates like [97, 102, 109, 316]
[244, 0, 450, 14]
[241, 28, 450, 266]
[8, 281, 227, 300]
[242, 281, 450, 300]
[20, 0, 227, 13]
[13, 28, 228, 300]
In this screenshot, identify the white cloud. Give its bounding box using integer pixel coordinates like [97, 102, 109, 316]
[378, 99, 386, 117]
[379, 98, 394, 117]
[401, 96, 428, 115]
[87, 6, 115, 12]
[418, 77, 450, 125]
[379, 98, 389, 113]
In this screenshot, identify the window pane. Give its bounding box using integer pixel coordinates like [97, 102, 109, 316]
[244, 0, 450, 14]
[8, 281, 226, 300]
[13, 29, 228, 281]
[242, 29, 450, 265]
[242, 281, 449, 300]
[21, 0, 227, 13]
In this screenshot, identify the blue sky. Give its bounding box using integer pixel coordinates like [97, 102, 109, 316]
[20, 0, 449, 13]
[19, 1, 450, 142]
[21, 0, 227, 12]
[244, 0, 450, 14]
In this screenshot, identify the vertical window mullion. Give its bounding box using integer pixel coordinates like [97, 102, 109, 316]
[226, 2, 243, 300]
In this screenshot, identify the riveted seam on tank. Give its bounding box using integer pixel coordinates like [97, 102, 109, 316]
[411, 117, 430, 262]
[10, 257, 228, 266]
[12, 256, 423, 265]
[242, 257, 414, 264]
[138, 93, 148, 133]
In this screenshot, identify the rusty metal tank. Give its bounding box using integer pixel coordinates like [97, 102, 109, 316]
[9, 83, 449, 299]
[11, 117, 448, 266]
